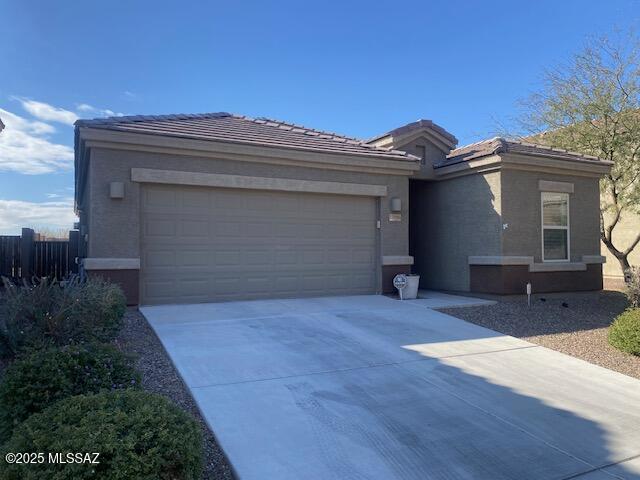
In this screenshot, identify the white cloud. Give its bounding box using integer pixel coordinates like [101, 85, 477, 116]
[76, 103, 94, 112]
[0, 108, 74, 174]
[0, 197, 77, 235]
[74, 103, 123, 118]
[17, 98, 79, 125]
[46, 193, 62, 198]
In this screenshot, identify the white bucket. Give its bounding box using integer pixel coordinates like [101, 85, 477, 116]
[403, 274, 420, 300]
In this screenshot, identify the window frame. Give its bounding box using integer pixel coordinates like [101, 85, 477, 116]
[541, 191, 570, 263]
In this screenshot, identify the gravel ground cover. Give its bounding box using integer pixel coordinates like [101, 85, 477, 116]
[439, 290, 640, 380]
[115, 308, 235, 480]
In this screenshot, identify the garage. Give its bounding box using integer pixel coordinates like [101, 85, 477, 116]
[140, 183, 378, 304]
[75, 113, 419, 305]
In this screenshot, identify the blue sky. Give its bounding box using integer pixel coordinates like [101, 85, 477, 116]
[0, 0, 638, 234]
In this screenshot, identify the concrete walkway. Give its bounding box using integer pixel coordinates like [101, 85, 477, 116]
[142, 295, 640, 480]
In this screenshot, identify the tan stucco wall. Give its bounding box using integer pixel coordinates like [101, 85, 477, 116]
[500, 169, 601, 262]
[86, 147, 410, 262]
[602, 208, 640, 279]
[410, 167, 603, 292]
[410, 171, 503, 291]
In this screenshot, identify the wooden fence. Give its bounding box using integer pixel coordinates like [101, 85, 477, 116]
[0, 228, 79, 281]
[0, 235, 21, 278]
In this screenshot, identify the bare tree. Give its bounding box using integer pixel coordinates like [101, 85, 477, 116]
[518, 33, 640, 280]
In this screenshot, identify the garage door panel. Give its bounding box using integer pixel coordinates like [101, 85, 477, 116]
[144, 278, 177, 300]
[178, 278, 210, 295]
[181, 190, 210, 208]
[275, 249, 297, 264]
[326, 249, 350, 264]
[141, 185, 377, 304]
[180, 219, 209, 237]
[144, 188, 177, 209]
[215, 250, 242, 265]
[301, 250, 324, 265]
[353, 248, 376, 264]
[216, 220, 243, 237]
[177, 250, 212, 268]
[245, 276, 274, 293]
[143, 247, 171, 264]
[242, 250, 273, 265]
[144, 217, 176, 237]
[353, 273, 376, 288]
[245, 222, 273, 237]
[213, 277, 244, 294]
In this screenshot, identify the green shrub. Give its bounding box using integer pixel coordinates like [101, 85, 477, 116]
[0, 277, 126, 357]
[0, 343, 139, 442]
[625, 267, 640, 308]
[1, 390, 203, 480]
[608, 308, 640, 355]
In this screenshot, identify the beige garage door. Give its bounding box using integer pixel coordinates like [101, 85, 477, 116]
[140, 184, 378, 304]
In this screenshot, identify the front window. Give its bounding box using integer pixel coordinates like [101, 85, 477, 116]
[541, 192, 569, 261]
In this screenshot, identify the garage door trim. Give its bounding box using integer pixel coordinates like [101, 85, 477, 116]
[131, 168, 388, 197]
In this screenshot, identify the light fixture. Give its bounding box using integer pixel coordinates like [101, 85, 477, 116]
[110, 182, 125, 199]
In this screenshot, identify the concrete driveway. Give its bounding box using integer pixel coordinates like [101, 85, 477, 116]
[141, 295, 640, 480]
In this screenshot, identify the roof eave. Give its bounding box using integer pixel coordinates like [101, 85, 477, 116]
[435, 151, 612, 180]
[78, 126, 422, 175]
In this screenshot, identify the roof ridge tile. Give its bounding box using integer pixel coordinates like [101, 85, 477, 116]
[75, 112, 231, 126]
[443, 135, 610, 166]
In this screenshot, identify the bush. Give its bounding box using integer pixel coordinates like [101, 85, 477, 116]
[625, 267, 640, 308]
[0, 342, 139, 442]
[1, 390, 203, 480]
[0, 277, 126, 357]
[608, 308, 640, 355]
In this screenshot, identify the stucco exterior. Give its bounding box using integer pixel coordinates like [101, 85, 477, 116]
[85, 147, 410, 259]
[401, 130, 607, 293]
[77, 140, 416, 302]
[410, 171, 503, 291]
[500, 169, 601, 263]
[75, 115, 611, 303]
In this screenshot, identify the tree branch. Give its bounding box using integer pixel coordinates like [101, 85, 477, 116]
[624, 230, 640, 256]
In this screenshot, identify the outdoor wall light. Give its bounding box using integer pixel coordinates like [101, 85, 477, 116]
[110, 182, 125, 199]
[390, 197, 402, 213]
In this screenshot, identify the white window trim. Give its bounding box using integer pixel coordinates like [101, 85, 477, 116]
[541, 192, 570, 262]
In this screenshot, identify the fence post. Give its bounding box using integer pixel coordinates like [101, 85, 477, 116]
[20, 228, 35, 280]
[68, 230, 79, 274]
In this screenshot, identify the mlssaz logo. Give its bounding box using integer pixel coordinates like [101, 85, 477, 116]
[48, 453, 100, 464]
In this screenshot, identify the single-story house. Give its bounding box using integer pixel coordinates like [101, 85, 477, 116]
[74, 114, 612, 305]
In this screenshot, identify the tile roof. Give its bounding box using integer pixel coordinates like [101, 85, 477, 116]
[76, 113, 418, 161]
[368, 119, 458, 146]
[441, 137, 611, 167]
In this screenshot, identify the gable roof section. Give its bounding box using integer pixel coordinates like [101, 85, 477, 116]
[75, 113, 418, 162]
[367, 119, 458, 150]
[442, 137, 612, 167]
